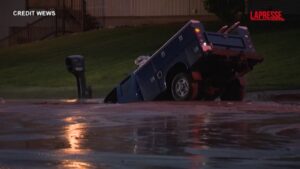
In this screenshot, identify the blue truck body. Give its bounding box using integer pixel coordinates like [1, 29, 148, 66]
[105, 20, 262, 103]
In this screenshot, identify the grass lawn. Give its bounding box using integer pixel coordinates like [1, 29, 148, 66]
[0, 22, 299, 99]
[246, 28, 300, 91]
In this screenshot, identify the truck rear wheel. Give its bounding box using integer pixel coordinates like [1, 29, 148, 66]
[220, 79, 245, 101]
[171, 73, 196, 101]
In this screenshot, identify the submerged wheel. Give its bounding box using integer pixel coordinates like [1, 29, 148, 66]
[220, 78, 245, 101]
[171, 73, 196, 101]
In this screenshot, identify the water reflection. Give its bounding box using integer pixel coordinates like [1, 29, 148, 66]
[130, 114, 212, 155]
[58, 111, 300, 168]
[63, 99, 78, 104]
[65, 123, 86, 151]
[126, 112, 300, 155]
[63, 116, 89, 152]
[61, 116, 95, 168]
[60, 160, 95, 169]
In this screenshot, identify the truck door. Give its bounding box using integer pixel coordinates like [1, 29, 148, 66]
[151, 50, 171, 91]
[151, 31, 191, 90]
[135, 61, 162, 101]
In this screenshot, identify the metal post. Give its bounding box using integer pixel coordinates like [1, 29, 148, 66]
[102, 0, 106, 27]
[76, 73, 87, 99]
[26, 23, 30, 42]
[55, 0, 58, 36]
[188, 0, 191, 16]
[62, 0, 66, 34]
[82, 0, 86, 31]
[25, 0, 29, 10]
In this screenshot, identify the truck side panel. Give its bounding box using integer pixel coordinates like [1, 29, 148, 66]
[151, 28, 190, 90]
[132, 21, 206, 101]
[135, 61, 162, 101]
[205, 32, 245, 49]
[142, 22, 204, 96]
[116, 75, 143, 103]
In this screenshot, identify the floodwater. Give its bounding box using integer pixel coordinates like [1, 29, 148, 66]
[0, 101, 299, 169]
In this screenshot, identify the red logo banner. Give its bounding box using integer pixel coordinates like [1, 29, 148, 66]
[250, 10, 285, 22]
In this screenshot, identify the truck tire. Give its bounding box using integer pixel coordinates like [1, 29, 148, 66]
[171, 73, 196, 101]
[220, 79, 245, 101]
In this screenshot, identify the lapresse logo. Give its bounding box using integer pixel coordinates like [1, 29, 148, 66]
[246, 0, 300, 22]
[250, 10, 285, 22]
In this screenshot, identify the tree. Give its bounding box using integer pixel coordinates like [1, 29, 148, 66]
[204, 0, 245, 23]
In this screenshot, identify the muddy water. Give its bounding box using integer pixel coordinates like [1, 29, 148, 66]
[0, 101, 299, 169]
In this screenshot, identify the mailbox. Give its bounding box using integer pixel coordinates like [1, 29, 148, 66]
[65, 55, 92, 99]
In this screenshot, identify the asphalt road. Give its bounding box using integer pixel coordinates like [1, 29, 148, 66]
[0, 100, 300, 169]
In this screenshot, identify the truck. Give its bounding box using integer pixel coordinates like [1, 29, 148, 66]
[104, 20, 263, 103]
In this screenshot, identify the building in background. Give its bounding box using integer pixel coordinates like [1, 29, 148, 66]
[25, 0, 215, 28]
[0, 0, 87, 47]
[0, 0, 216, 47]
[85, 0, 215, 27]
[0, 0, 215, 47]
[0, 0, 39, 39]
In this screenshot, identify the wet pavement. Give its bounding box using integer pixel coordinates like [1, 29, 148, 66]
[0, 101, 300, 169]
